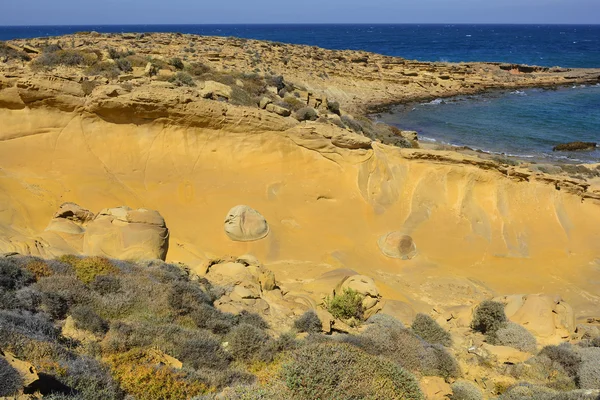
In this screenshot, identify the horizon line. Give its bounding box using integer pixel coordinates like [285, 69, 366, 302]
[2, 22, 600, 27]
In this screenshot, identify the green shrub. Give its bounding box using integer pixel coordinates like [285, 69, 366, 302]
[169, 71, 196, 87]
[170, 57, 184, 70]
[451, 380, 483, 400]
[226, 323, 269, 362]
[325, 288, 364, 321]
[411, 313, 452, 347]
[491, 322, 537, 352]
[0, 357, 23, 396]
[71, 305, 109, 335]
[294, 107, 318, 122]
[539, 343, 582, 379]
[282, 342, 424, 400]
[471, 300, 507, 335]
[293, 310, 322, 333]
[58, 255, 119, 285]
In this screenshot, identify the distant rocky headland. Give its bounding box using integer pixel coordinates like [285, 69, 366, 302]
[1, 32, 600, 399]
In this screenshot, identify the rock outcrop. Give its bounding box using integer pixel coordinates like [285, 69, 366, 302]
[378, 232, 417, 259]
[83, 207, 169, 261]
[553, 141, 597, 152]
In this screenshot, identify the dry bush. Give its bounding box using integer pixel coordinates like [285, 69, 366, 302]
[58, 255, 119, 285]
[471, 300, 507, 335]
[0, 42, 30, 62]
[282, 342, 424, 400]
[411, 313, 452, 347]
[451, 380, 483, 400]
[539, 343, 582, 379]
[71, 305, 109, 335]
[293, 310, 322, 334]
[0, 357, 23, 397]
[226, 323, 269, 362]
[491, 322, 537, 352]
[294, 107, 318, 122]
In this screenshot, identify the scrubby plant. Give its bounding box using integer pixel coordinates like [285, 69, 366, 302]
[282, 342, 424, 400]
[411, 313, 452, 347]
[32, 49, 96, 69]
[281, 96, 305, 111]
[90, 275, 122, 295]
[168, 280, 211, 316]
[71, 305, 109, 335]
[107, 349, 208, 399]
[257, 331, 298, 363]
[366, 313, 405, 329]
[451, 380, 483, 400]
[294, 107, 318, 122]
[340, 114, 363, 133]
[169, 71, 196, 87]
[57, 356, 124, 400]
[470, 300, 507, 335]
[327, 100, 341, 115]
[577, 347, 600, 389]
[226, 323, 269, 362]
[58, 255, 119, 285]
[107, 47, 134, 60]
[0, 41, 31, 62]
[0, 357, 23, 397]
[0, 258, 35, 290]
[497, 383, 557, 400]
[176, 334, 231, 370]
[0, 310, 58, 342]
[187, 62, 211, 76]
[20, 258, 53, 280]
[421, 343, 461, 379]
[293, 310, 322, 333]
[539, 343, 582, 379]
[190, 303, 235, 335]
[325, 287, 364, 321]
[505, 354, 576, 392]
[491, 322, 537, 352]
[170, 57, 184, 70]
[236, 311, 268, 330]
[114, 57, 132, 73]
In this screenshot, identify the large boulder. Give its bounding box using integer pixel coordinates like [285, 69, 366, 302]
[552, 141, 596, 152]
[494, 294, 575, 344]
[224, 205, 269, 242]
[83, 206, 169, 260]
[378, 231, 417, 259]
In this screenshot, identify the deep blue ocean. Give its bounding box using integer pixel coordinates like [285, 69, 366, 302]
[1, 24, 599, 162]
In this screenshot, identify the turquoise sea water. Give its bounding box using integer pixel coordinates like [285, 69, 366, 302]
[376, 85, 600, 163]
[1, 24, 599, 162]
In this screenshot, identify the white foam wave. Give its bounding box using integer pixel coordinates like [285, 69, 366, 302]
[421, 98, 445, 106]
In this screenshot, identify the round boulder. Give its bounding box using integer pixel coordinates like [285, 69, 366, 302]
[378, 232, 417, 259]
[224, 205, 269, 242]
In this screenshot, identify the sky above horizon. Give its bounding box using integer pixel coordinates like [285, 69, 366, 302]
[2, 0, 599, 25]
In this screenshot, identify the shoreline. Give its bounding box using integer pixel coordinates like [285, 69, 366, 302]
[369, 84, 600, 165]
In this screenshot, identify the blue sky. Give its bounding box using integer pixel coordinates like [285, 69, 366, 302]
[2, 0, 599, 25]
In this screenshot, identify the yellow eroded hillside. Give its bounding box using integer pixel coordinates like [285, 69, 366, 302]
[1, 106, 599, 323]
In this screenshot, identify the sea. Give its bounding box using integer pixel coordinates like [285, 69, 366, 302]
[1, 24, 599, 163]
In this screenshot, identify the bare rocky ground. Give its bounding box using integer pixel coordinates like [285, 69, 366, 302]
[1, 33, 600, 399]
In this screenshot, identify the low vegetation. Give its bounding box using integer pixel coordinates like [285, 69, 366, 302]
[324, 287, 364, 322]
[411, 313, 452, 347]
